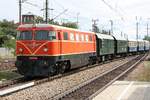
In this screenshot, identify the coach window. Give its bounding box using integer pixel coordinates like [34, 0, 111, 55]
[70, 33, 74, 41]
[63, 32, 68, 40]
[85, 35, 88, 42]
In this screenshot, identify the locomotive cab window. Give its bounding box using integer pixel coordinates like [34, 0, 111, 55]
[17, 31, 32, 40]
[35, 30, 56, 40]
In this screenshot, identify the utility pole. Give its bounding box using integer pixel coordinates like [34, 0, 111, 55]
[110, 20, 113, 35]
[45, 0, 49, 23]
[92, 19, 99, 32]
[19, 0, 22, 24]
[77, 12, 80, 26]
[147, 23, 149, 37]
[136, 16, 139, 40]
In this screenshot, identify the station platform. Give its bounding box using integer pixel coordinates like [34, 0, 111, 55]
[92, 81, 150, 100]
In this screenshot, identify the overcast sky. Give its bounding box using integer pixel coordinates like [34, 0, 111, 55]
[0, 0, 150, 39]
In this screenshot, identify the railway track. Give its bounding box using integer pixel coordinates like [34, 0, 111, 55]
[51, 54, 147, 100]
[0, 55, 137, 97]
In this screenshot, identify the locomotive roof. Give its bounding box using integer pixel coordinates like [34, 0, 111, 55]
[95, 33, 114, 40]
[18, 24, 95, 34]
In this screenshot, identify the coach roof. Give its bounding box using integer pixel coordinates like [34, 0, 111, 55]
[114, 35, 127, 41]
[96, 33, 114, 40]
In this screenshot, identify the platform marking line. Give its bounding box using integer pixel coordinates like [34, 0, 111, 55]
[117, 81, 134, 100]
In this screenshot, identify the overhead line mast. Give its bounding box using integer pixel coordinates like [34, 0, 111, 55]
[19, 0, 22, 24]
[46, 0, 49, 23]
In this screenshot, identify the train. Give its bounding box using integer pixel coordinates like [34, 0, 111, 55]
[15, 24, 150, 77]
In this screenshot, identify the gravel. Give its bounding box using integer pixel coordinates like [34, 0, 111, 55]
[1, 56, 135, 100]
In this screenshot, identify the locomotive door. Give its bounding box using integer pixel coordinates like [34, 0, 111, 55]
[58, 31, 62, 59]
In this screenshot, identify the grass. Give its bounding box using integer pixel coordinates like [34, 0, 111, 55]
[0, 71, 21, 81]
[138, 61, 150, 81]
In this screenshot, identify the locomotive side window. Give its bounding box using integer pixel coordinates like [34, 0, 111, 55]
[70, 33, 74, 41]
[76, 34, 79, 41]
[49, 31, 56, 40]
[63, 32, 68, 40]
[89, 35, 92, 41]
[85, 35, 89, 42]
[81, 34, 84, 41]
[17, 31, 32, 40]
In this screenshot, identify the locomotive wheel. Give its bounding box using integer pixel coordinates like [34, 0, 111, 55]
[49, 65, 57, 76]
[59, 62, 67, 74]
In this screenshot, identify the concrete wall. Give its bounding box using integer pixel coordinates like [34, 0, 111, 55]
[0, 48, 14, 58]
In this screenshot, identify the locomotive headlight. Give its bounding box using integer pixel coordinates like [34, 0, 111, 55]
[19, 48, 23, 52]
[43, 48, 48, 52]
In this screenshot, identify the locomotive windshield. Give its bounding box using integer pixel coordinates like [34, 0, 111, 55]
[17, 31, 32, 40]
[35, 30, 56, 40]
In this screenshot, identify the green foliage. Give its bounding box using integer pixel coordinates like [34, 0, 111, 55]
[3, 39, 16, 50]
[35, 16, 79, 29]
[49, 20, 60, 26]
[61, 22, 78, 29]
[143, 35, 150, 41]
[0, 19, 17, 50]
[0, 71, 21, 80]
[0, 20, 17, 37]
[2, 38, 16, 56]
[35, 16, 44, 23]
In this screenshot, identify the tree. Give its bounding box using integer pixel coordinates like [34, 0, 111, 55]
[0, 19, 17, 49]
[61, 22, 78, 29]
[143, 35, 150, 41]
[0, 20, 18, 38]
[35, 16, 44, 23]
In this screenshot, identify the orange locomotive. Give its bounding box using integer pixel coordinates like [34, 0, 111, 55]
[16, 24, 96, 77]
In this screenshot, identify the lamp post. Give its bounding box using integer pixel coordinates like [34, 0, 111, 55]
[136, 16, 142, 40]
[146, 18, 150, 37]
[77, 12, 80, 26]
